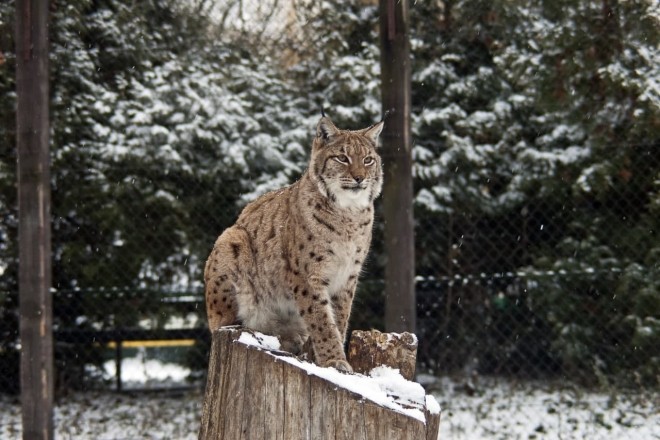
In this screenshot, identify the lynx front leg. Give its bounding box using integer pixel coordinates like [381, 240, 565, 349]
[331, 275, 359, 344]
[295, 278, 352, 372]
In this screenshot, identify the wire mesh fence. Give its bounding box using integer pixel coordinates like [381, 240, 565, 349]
[409, 161, 659, 388]
[2, 163, 658, 394]
[1, 0, 659, 397]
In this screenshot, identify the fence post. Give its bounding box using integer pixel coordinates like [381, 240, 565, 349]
[115, 339, 123, 392]
[379, 0, 416, 334]
[16, 0, 53, 438]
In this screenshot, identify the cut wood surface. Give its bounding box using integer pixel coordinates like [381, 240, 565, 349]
[199, 327, 441, 440]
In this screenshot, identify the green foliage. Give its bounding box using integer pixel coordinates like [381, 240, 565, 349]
[290, 0, 381, 127]
[0, 0, 657, 392]
[409, 0, 659, 386]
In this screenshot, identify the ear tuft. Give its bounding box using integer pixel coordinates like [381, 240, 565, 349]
[363, 121, 384, 144]
[317, 117, 339, 141]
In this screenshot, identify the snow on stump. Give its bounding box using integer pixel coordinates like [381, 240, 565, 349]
[199, 327, 441, 440]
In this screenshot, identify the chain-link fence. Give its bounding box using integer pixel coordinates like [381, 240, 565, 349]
[408, 154, 660, 388]
[1, 0, 659, 397]
[3, 153, 657, 394]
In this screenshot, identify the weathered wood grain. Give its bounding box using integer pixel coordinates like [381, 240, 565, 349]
[262, 354, 285, 440]
[335, 388, 367, 440]
[199, 328, 441, 440]
[425, 403, 442, 440]
[222, 333, 248, 440]
[198, 329, 228, 439]
[241, 348, 266, 439]
[310, 374, 336, 440]
[282, 360, 311, 439]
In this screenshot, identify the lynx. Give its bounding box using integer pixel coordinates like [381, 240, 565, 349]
[204, 115, 383, 371]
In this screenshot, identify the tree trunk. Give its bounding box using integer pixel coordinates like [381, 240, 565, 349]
[379, 0, 416, 334]
[199, 328, 440, 440]
[16, 1, 53, 439]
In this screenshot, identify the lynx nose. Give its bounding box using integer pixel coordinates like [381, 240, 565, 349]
[353, 175, 364, 184]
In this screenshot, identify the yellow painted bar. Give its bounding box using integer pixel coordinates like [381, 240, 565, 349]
[106, 339, 197, 348]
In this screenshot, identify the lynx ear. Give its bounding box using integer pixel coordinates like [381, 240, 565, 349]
[317, 116, 339, 141]
[362, 121, 384, 144]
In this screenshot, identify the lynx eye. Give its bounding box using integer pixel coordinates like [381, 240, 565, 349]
[363, 156, 375, 166]
[333, 154, 350, 164]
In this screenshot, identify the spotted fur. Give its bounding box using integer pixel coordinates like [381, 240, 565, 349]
[204, 116, 383, 371]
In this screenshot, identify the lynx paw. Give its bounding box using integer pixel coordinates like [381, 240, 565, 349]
[324, 359, 353, 373]
[279, 335, 306, 355]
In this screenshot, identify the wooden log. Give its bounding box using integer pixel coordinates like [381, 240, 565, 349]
[199, 327, 440, 440]
[347, 329, 418, 380]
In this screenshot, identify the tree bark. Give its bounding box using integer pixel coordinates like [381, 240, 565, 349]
[16, 1, 53, 439]
[348, 330, 418, 381]
[199, 328, 440, 440]
[379, 0, 416, 334]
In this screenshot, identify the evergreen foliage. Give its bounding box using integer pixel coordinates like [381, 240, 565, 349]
[409, 0, 659, 385]
[0, 0, 657, 390]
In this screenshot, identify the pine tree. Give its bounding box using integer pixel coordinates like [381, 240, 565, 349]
[1, 0, 657, 391]
[409, 0, 659, 385]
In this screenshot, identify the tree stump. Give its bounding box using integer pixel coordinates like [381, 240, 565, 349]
[199, 327, 441, 440]
[348, 330, 418, 381]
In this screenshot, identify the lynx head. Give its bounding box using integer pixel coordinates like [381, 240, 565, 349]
[309, 116, 384, 210]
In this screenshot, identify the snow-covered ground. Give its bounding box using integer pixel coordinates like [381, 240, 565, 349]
[1, 358, 658, 439]
[103, 351, 191, 390]
[424, 375, 659, 440]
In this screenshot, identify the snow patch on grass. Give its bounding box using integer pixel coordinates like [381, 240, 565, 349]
[427, 376, 659, 440]
[103, 354, 190, 388]
[1, 367, 657, 439]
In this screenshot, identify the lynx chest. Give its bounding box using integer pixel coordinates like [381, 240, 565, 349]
[324, 238, 364, 295]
